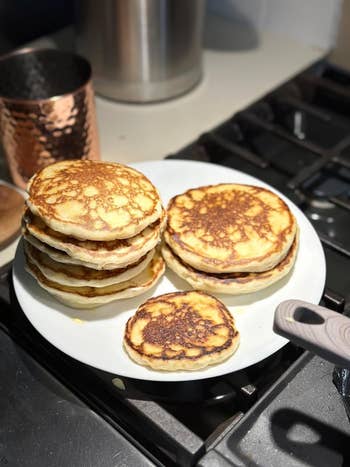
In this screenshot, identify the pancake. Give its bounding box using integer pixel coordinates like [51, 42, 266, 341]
[24, 240, 155, 288]
[161, 230, 299, 295]
[165, 184, 297, 273]
[23, 208, 166, 269]
[24, 230, 158, 271]
[24, 250, 165, 309]
[26, 160, 163, 241]
[124, 290, 240, 371]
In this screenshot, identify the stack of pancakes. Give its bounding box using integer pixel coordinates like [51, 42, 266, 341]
[162, 184, 298, 295]
[22, 160, 166, 308]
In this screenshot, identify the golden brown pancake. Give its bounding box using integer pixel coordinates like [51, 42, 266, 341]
[161, 230, 299, 295]
[25, 249, 165, 309]
[23, 230, 138, 271]
[124, 290, 240, 371]
[165, 184, 297, 273]
[23, 207, 166, 269]
[26, 160, 163, 241]
[24, 240, 155, 288]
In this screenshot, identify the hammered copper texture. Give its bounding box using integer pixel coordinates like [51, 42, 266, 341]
[0, 81, 100, 190]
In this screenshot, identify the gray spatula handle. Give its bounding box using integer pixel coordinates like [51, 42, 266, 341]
[274, 299, 350, 368]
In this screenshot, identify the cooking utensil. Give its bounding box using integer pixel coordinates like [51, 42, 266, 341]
[0, 48, 100, 189]
[274, 300, 350, 368]
[12, 160, 326, 382]
[75, 0, 205, 102]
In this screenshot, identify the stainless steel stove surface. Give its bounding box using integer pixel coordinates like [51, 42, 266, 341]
[1, 60, 350, 467]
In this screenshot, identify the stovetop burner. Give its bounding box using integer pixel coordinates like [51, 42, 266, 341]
[2, 59, 350, 466]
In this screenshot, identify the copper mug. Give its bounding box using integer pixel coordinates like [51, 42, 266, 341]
[0, 48, 100, 189]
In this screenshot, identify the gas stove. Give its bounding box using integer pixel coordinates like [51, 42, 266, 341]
[1, 60, 350, 467]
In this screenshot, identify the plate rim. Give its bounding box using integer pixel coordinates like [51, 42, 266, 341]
[13, 159, 326, 382]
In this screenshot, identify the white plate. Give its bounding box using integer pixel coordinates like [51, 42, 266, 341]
[13, 160, 326, 382]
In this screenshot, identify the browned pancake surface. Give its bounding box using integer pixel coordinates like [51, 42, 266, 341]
[27, 160, 162, 240]
[124, 290, 240, 370]
[165, 184, 297, 273]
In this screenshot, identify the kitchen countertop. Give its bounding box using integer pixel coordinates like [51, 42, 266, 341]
[95, 30, 325, 165]
[0, 19, 326, 268]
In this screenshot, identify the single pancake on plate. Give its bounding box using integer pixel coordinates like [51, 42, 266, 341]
[124, 290, 240, 371]
[164, 184, 297, 274]
[161, 229, 299, 294]
[24, 248, 165, 309]
[23, 207, 166, 269]
[26, 160, 163, 241]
